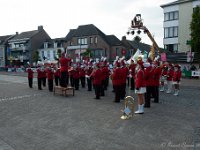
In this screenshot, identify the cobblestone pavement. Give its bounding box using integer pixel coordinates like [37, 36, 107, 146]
[0, 73, 200, 150]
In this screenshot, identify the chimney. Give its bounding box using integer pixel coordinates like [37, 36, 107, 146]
[16, 32, 18, 35]
[38, 25, 43, 31]
[122, 36, 126, 41]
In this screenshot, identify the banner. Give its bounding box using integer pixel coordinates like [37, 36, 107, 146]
[187, 51, 194, 62]
[191, 71, 200, 77]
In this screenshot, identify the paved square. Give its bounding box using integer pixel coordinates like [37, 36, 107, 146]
[0, 73, 200, 150]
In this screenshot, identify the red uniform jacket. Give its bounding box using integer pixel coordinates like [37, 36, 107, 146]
[167, 68, 174, 81]
[152, 67, 162, 86]
[173, 69, 182, 82]
[86, 67, 93, 76]
[145, 66, 154, 86]
[27, 68, 34, 78]
[91, 69, 102, 85]
[59, 56, 71, 72]
[101, 66, 110, 81]
[135, 69, 146, 89]
[79, 68, 85, 77]
[129, 64, 136, 78]
[121, 67, 129, 84]
[73, 69, 80, 79]
[111, 67, 121, 86]
[47, 69, 54, 80]
[41, 69, 47, 78]
[54, 69, 60, 77]
[37, 68, 43, 79]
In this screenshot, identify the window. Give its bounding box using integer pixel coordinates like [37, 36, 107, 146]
[53, 50, 56, 58]
[165, 44, 178, 53]
[173, 44, 178, 53]
[44, 42, 48, 49]
[95, 37, 97, 44]
[47, 50, 50, 59]
[78, 38, 88, 45]
[78, 38, 81, 45]
[116, 48, 119, 56]
[42, 51, 44, 58]
[174, 11, 178, 20]
[164, 11, 179, 21]
[164, 13, 169, 21]
[164, 27, 178, 38]
[90, 37, 93, 44]
[54, 42, 57, 48]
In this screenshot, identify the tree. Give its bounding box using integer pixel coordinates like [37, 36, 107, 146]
[54, 49, 62, 60]
[32, 51, 40, 63]
[190, 6, 200, 61]
[133, 35, 141, 43]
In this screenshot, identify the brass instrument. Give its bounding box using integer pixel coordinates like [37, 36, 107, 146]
[121, 96, 135, 120]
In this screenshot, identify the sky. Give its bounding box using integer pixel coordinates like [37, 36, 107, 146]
[0, 0, 174, 47]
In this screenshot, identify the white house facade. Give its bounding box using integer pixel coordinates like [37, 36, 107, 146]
[161, 0, 200, 53]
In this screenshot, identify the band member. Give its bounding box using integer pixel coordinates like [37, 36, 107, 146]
[47, 66, 54, 92]
[41, 66, 47, 87]
[129, 59, 136, 90]
[111, 61, 122, 103]
[102, 59, 110, 90]
[85, 64, 93, 91]
[152, 61, 162, 103]
[79, 65, 86, 88]
[120, 60, 129, 100]
[26, 64, 34, 88]
[144, 58, 154, 108]
[69, 65, 75, 87]
[59, 52, 71, 87]
[37, 65, 43, 90]
[173, 64, 182, 96]
[73, 65, 80, 90]
[91, 63, 102, 99]
[135, 59, 146, 114]
[54, 66, 60, 86]
[166, 63, 174, 94]
[160, 64, 168, 92]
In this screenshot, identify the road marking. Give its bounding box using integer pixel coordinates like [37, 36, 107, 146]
[0, 94, 41, 102]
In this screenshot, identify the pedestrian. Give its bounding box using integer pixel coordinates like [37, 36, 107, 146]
[135, 58, 146, 114]
[166, 63, 174, 94]
[85, 63, 93, 91]
[54, 65, 60, 86]
[160, 64, 168, 92]
[173, 64, 182, 96]
[111, 61, 121, 103]
[47, 65, 54, 92]
[129, 59, 136, 90]
[91, 63, 102, 99]
[79, 65, 86, 88]
[37, 64, 43, 90]
[152, 61, 162, 103]
[144, 58, 154, 108]
[59, 52, 71, 87]
[26, 63, 34, 88]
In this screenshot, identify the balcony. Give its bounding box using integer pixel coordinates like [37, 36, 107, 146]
[67, 45, 88, 50]
[10, 46, 29, 52]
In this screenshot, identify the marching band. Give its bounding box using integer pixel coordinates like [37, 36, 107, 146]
[26, 52, 182, 114]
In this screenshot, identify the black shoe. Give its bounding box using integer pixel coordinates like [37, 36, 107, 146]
[144, 105, 150, 108]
